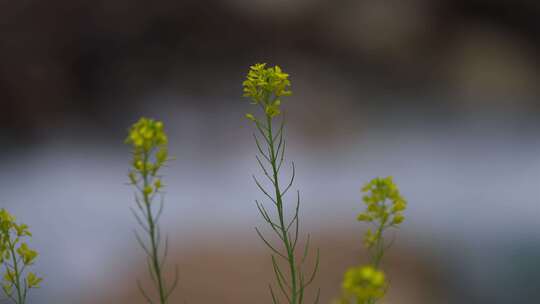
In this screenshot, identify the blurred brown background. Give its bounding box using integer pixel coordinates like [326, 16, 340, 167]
[1, 0, 540, 303]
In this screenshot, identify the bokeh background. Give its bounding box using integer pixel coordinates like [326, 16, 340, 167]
[1, 0, 540, 303]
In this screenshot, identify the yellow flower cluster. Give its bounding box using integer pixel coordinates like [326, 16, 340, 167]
[126, 117, 168, 152]
[339, 266, 386, 304]
[0, 209, 43, 296]
[357, 177, 406, 248]
[125, 117, 169, 198]
[242, 63, 291, 119]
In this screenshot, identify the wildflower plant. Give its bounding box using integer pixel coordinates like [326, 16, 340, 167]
[243, 63, 320, 304]
[0, 209, 42, 304]
[125, 117, 178, 304]
[337, 177, 407, 304]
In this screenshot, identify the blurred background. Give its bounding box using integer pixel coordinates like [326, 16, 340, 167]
[1, 0, 540, 303]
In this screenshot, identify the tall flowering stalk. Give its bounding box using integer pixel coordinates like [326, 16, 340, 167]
[125, 118, 178, 304]
[243, 63, 320, 304]
[336, 177, 407, 304]
[0, 209, 42, 304]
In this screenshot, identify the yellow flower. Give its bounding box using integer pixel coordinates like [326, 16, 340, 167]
[154, 179, 163, 190]
[342, 266, 386, 303]
[363, 229, 377, 248]
[4, 270, 15, 284]
[265, 104, 281, 118]
[125, 117, 168, 152]
[17, 243, 38, 265]
[242, 63, 292, 119]
[360, 176, 407, 226]
[26, 272, 43, 289]
[143, 186, 153, 196]
[126, 118, 171, 197]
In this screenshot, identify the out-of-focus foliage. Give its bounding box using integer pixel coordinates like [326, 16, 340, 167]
[336, 177, 406, 304]
[0, 209, 42, 304]
[126, 117, 178, 304]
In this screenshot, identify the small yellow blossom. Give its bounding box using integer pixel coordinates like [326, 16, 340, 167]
[265, 104, 281, 118]
[143, 186, 153, 196]
[17, 243, 38, 265]
[26, 272, 43, 289]
[154, 179, 163, 190]
[341, 265, 386, 303]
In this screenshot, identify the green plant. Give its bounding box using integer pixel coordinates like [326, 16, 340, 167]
[336, 177, 407, 304]
[125, 117, 178, 304]
[0, 209, 42, 304]
[243, 63, 320, 304]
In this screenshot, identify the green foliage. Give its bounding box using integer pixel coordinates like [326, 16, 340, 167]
[0, 209, 42, 304]
[126, 117, 178, 304]
[243, 63, 320, 304]
[337, 177, 407, 304]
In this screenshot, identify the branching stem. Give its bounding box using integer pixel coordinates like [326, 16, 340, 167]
[6, 238, 24, 304]
[252, 108, 319, 304]
[142, 151, 168, 304]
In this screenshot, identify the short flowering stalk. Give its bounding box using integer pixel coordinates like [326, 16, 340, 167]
[125, 117, 178, 304]
[337, 177, 407, 304]
[243, 63, 320, 304]
[0, 209, 42, 304]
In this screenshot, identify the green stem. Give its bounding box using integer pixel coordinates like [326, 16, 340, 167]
[7, 238, 24, 304]
[266, 115, 299, 304]
[367, 210, 388, 304]
[143, 152, 167, 304]
[371, 221, 386, 269]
